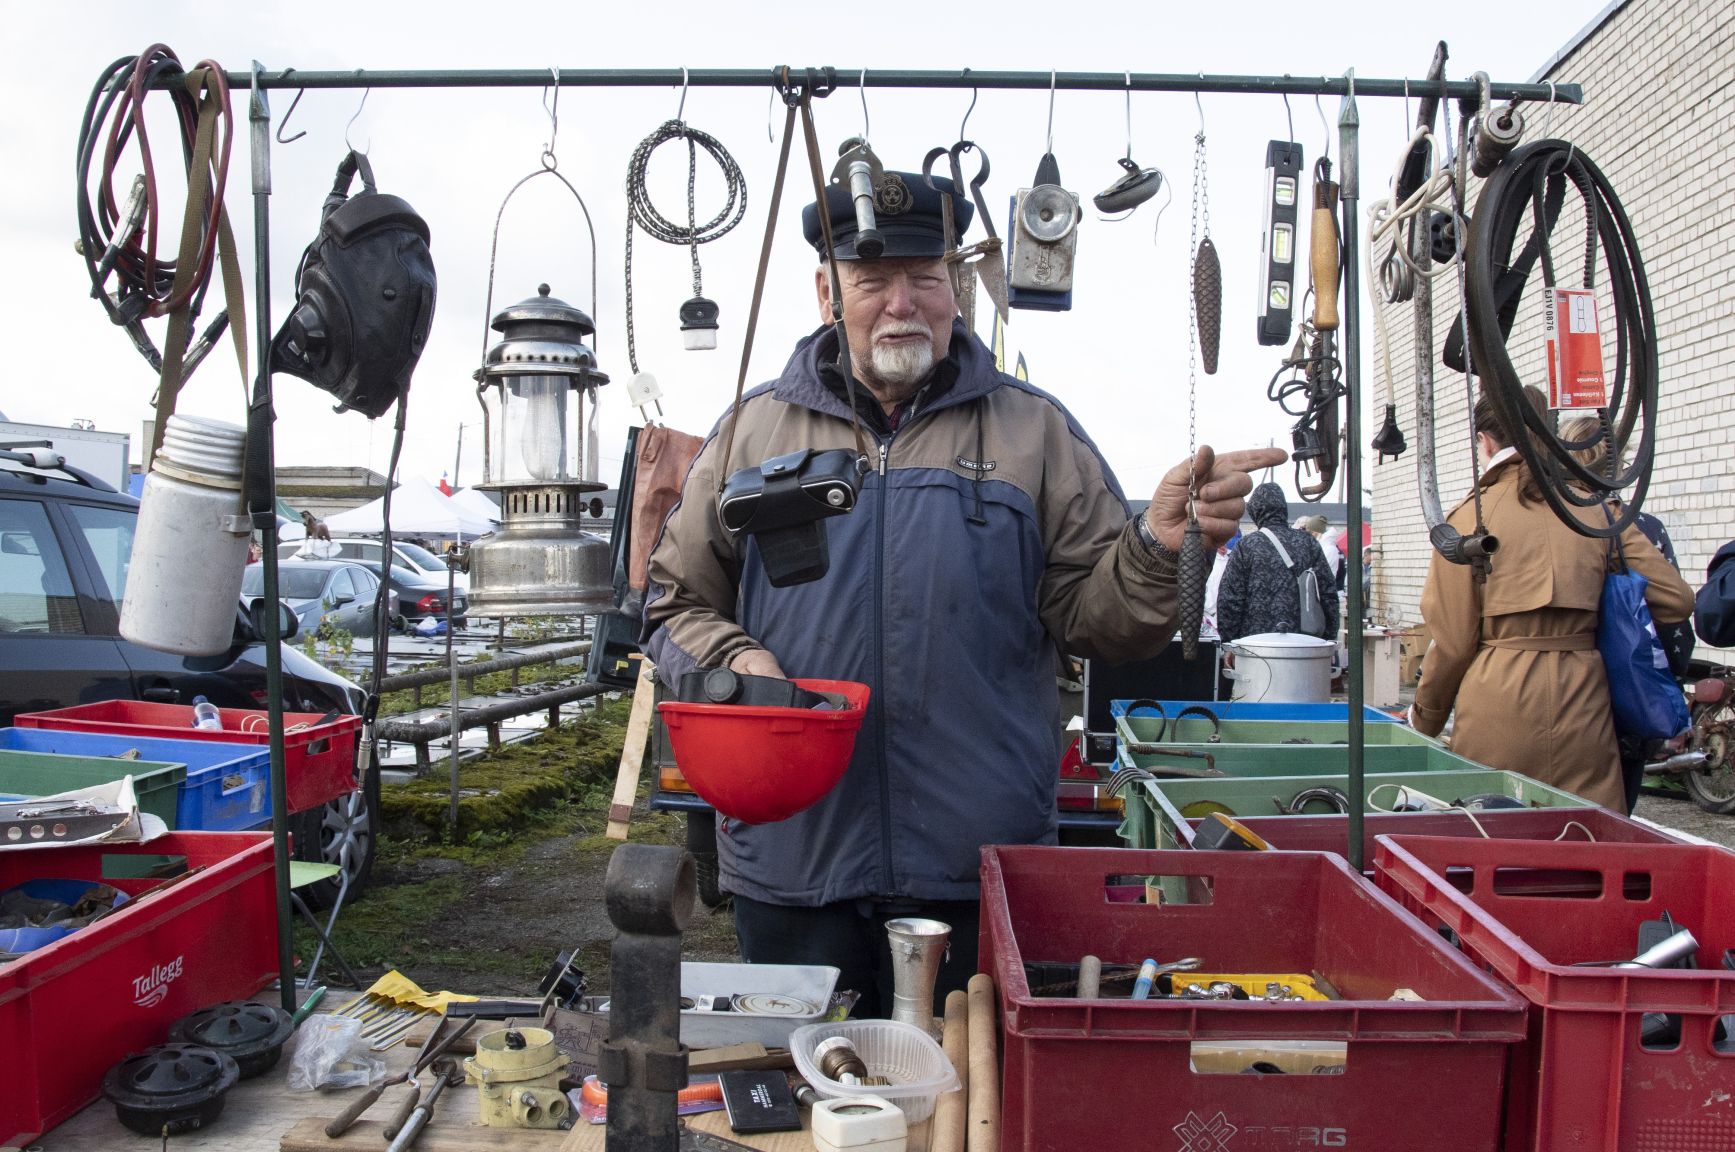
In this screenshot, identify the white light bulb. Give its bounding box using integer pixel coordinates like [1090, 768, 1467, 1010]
[516, 376, 567, 482]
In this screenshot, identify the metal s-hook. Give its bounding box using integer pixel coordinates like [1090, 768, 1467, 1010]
[1194, 81, 1205, 142]
[1282, 90, 1294, 144]
[1314, 86, 1330, 162]
[1402, 78, 1411, 136]
[859, 69, 869, 139]
[1543, 79, 1558, 139]
[275, 68, 307, 144]
[676, 66, 689, 122]
[344, 81, 371, 155]
[959, 68, 977, 141]
[542, 67, 560, 168]
[1123, 71, 1134, 160]
[1046, 68, 1057, 153]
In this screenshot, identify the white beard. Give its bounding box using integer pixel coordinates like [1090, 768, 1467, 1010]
[868, 329, 935, 388]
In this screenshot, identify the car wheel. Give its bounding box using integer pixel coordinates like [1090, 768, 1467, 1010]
[293, 749, 380, 909]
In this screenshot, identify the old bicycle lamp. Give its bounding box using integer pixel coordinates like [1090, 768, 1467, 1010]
[466, 284, 614, 617]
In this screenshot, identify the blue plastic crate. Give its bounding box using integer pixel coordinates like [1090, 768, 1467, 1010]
[0, 728, 271, 832]
[1108, 698, 1403, 723]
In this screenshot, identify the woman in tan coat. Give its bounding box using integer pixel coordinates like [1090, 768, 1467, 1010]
[1410, 388, 1694, 810]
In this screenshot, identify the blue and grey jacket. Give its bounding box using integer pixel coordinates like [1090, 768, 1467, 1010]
[643, 320, 1178, 904]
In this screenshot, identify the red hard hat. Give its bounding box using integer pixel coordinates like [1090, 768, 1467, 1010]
[658, 678, 870, 824]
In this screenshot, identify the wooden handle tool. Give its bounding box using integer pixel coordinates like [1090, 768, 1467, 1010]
[931, 989, 971, 1152]
[967, 973, 1000, 1152]
[1311, 179, 1341, 331]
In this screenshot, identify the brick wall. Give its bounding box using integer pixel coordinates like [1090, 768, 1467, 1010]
[1370, 0, 1735, 660]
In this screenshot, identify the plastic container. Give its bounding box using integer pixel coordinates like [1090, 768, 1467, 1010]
[0, 879, 128, 955]
[13, 701, 359, 816]
[0, 831, 276, 1147]
[657, 679, 869, 824]
[0, 748, 185, 829]
[0, 729, 272, 832]
[118, 414, 251, 657]
[1155, 805, 1684, 854]
[981, 844, 1527, 1152]
[191, 696, 222, 731]
[1374, 835, 1735, 1152]
[1110, 699, 1404, 724]
[677, 961, 839, 1048]
[789, 1019, 959, 1124]
[1115, 733, 1478, 777]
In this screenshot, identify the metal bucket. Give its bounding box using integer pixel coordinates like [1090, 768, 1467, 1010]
[1224, 633, 1335, 703]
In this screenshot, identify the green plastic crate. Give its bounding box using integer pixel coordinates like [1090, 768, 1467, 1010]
[0, 750, 185, 830]
[1119, 768, 1595, 852]
[1115, 732, 1481, 779]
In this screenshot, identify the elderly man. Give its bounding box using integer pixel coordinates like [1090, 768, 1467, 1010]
[643, 165, 1284, 1016]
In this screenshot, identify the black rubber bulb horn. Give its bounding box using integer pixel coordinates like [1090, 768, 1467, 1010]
[1371, 404, 1407, 461]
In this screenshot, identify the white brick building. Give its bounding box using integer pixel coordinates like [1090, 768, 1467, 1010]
[1370, 0, 1735, 660]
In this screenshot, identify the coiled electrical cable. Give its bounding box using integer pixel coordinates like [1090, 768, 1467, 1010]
[622, 119, 748, 373]
[74, 45, 233, 367]
[1463, 139, 1658, 539]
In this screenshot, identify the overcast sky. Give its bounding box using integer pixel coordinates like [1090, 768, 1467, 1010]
[0, 0, 1610, 504]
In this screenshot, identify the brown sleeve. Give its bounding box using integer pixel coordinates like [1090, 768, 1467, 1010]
[1622, 520, 1695, 625]
[1033, 418, 1180, 664]
[1412, 548, 1480, 737]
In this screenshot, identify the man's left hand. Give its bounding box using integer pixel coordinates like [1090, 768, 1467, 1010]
[1146, 446, 1289, 552]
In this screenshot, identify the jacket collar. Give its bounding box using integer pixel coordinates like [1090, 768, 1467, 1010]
[770, 318, 1002, 433]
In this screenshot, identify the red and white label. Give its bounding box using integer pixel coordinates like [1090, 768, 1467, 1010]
[1545, 287, 1608, 409]
[132, 954, 185, 1008]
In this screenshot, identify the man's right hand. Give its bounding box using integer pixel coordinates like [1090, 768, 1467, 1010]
[728, 647, 787, 679]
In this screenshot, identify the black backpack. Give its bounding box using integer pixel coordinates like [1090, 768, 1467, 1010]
[271, 152, 436, 418]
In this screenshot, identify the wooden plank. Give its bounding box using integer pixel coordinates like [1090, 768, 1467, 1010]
[280, 1117, 569, 1151]
[605, 655, 657, 840]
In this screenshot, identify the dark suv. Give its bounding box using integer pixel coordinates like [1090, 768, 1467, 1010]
[0, 450, 374, 900]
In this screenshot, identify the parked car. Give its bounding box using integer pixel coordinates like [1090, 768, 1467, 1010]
[241, 560, 395, 639]
[0, 452, 374, 904]
[386, 563, 468, 629]
[283, 535, 467, 593]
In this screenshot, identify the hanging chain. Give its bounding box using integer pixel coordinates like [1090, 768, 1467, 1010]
[1185, 124, 1208, 504]
[623, 118, 748, 374]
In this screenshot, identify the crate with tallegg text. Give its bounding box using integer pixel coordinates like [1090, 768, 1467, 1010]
[979, 845, 1527, 1152]
[0, 831, 277, 1147]
[1374, 835, 1735, 1152]
[13, 699, 358, 814]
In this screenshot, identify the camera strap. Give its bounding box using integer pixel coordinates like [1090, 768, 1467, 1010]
[717, 71, 869, 491]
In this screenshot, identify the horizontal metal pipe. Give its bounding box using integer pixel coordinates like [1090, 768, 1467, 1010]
[186, 66, 1581, 105]
[376, 681, 608, 743]
[376, 641, 591, 693]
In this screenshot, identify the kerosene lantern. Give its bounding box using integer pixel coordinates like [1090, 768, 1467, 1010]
[466, 284, 613, 617]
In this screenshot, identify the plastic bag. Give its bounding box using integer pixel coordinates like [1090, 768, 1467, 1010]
[287, 1014, 386, 1092]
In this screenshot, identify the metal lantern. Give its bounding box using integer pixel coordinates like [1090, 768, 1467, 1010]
[466, 283, 613, 617]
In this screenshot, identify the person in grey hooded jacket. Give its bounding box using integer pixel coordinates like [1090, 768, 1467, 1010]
[1215, 482, 1339, 644]
[642, 166, 1284, 1016]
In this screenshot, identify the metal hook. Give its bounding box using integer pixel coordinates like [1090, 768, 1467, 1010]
[1403, 77, 1411, 134]
[275, 69, 307, 144]
[1314, 87, 1330, 162]
[542, 67, 561, 166]
[766, 88, 776, 143]
[959, 69, 978, 141]
[859, 68, 870, 139]
[1282, 91, 1294, 144]
[1543, 79, 1557, 140]
[344, 83, 370, 156]
[676, 66, 689, 122]
[1194, 83, 1205, 140]
[1124, 71, 1134, 160]
[1046, 69, 1057, 154]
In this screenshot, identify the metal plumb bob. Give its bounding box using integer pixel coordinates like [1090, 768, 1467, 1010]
[224, 59, 1580, 1007]
[467, 284, 614, 618]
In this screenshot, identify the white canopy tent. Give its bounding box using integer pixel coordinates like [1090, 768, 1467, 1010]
[322, 476, 495, 538]
[446, 486, 501, 529]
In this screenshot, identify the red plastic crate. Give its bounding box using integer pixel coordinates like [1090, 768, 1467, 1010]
[1170, 807, 1683, 853]
[1374, 835, 1735, 1152]
[14, 700, 359, 815]
[980, 845, 1527, 1152]
[0, 832, 278, 1146]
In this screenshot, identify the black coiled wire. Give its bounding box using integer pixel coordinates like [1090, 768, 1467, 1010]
[1464, 139, 1657, 539]
[623, 119, 747, 373]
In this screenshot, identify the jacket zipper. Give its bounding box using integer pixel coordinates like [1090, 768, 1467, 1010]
[873, 434, 895, 894]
